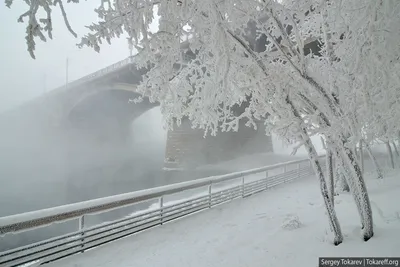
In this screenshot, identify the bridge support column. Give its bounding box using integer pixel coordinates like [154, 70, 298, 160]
[164, 119, 204, 169]
[164, 119, 273, 170]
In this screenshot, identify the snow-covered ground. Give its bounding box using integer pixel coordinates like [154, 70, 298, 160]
[45, 168, 400, 267]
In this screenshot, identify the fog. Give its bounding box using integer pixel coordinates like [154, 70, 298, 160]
[0, 1, 143, 113]
[0, 1, 165, 250]
[0, 2, 231, 250]
[0, 91, 254, 251]
[0, 2, 322, 253]
[0, 89, 243, 251]
[0, 95, 168, 246]
[0, 95, 318, 251]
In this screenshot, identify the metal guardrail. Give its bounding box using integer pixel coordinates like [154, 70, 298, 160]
[0, 156, 324, 267]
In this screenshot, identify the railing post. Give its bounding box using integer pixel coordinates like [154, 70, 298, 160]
[241, 176, 245, 197]
[78, 215, 85, 253]
[283, 164, 288, 183]
[297, 163, 300, 179]
[159, 196, 164, 225]
[208, 182, 212, 208]
[265, 170, 269, 190]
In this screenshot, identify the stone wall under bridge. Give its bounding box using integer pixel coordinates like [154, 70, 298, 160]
[164, 118, 273, 169]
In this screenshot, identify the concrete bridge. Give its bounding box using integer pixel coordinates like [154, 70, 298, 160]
[0, 20, 289, 217]
[0, 12, 323, 186]
[1, 55, 272, 172]
[1, 9, 325, 172]
[0, 53, 273, 226]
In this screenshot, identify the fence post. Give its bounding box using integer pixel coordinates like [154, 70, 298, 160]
[297, 163, 300, 179]
[159, 196, 164, 225]
[283, 164, 288, 183]
[208, 182, 212, 208]
[78, 215, 85, 253]
[241, 176, 245, 197]
[265, 170, 269, 190]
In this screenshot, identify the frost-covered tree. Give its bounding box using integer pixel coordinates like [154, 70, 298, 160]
[7, 0, 400, 244]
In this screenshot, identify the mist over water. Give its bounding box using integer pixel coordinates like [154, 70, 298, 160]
[0, 103, 231, 251]
[0, 92, 317, 252]
[0, 107, 162, 207]
[0, 105, 170, 250]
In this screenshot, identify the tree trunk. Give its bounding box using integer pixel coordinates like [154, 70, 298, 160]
[332, 147, 364, 230]
[333, 154, 341, 194]
[333, 147, 349, 194]
[296, 91, 371, 240]
[386, 141, 395, 169]
[341, 172, 350, 192]
[335, 165, 350, 193]
[337, 153, 364, 230]
[391, 141, 399, 157]
[363, 140, 383, 179]
[303, 135, 342, 245]
[338, 143, 374, 241]
[326, 147, 334, 207]
[359, 141, 364, 174]
[286, 97, 342, 245]
[287, 48, 373, 240]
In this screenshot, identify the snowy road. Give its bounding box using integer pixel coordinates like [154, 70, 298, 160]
[46, 171, 400, 267]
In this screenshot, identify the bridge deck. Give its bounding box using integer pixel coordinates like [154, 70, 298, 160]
[45, 172, 400, 267]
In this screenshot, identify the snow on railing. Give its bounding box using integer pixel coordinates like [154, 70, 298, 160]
[0, 156, 323, 267]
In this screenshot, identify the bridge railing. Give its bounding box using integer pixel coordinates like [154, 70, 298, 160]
[53, 56, 135, 92]
[0, 156, 324, 267]
[49, 42, 193, 95]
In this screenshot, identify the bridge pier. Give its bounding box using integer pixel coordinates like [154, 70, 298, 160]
[164, 118, 273, 170]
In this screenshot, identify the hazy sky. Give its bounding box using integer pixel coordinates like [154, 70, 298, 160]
[0, 2, 135, 112]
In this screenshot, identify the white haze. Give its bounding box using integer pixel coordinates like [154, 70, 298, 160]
[0, 2, 165, 250]
[0, 1, 319, 252]
[0, 1, 133, 112]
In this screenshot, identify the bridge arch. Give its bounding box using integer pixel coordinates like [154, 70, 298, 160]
[63, 83, 165, 207]
[65, 83, 159, 123]
[63, 82, 273, 170]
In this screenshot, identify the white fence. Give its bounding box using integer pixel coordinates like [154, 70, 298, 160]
[0, 157, 323, 267]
